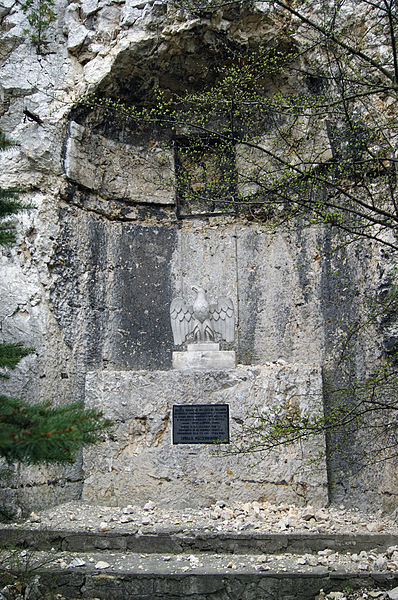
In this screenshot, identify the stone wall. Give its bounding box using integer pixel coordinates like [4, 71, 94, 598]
[0, 0, 397, 513]
[48, 213, 326, 373]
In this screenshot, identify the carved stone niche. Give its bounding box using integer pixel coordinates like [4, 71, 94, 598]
[64, 9, 297, 217]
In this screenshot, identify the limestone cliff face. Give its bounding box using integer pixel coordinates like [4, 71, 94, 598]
[0, 0, 396, 513]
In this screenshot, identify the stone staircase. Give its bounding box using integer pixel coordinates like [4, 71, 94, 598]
[1, 528, 398, 599]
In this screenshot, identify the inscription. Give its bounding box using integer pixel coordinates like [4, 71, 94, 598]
[172, 404, 230, 444]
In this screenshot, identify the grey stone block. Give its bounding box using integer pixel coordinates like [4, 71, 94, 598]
[83, 364, 327, 508]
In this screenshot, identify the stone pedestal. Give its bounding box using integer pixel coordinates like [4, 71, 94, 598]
[83, 363, 328, 509]
[172, 342, 236, 370]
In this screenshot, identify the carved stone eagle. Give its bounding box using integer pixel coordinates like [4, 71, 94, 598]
[170, 286, 235, 345]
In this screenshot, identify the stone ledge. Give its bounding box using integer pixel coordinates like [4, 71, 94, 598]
[0, 545, 397, 600]
[1, 528, 397, 555]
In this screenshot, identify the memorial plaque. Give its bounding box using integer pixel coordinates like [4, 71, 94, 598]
[172, 404, 230, 444]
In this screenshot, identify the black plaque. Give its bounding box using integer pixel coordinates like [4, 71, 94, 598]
[172, 404, 230, 444]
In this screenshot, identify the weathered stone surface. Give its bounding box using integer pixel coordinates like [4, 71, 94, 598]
[65, 121, 174, 203]
[83, 364, 327, 508]
[46, 213, 332, 373]
[49, 214, 177, 371]
[236, 226, 325, 366]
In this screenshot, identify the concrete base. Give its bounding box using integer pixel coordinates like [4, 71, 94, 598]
[173, 344, 236, 370]
[187, 343, 220, 352]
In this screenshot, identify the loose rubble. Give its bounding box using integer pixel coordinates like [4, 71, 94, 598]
[316, 587, 398, 599]
[9, 500, 398, 536]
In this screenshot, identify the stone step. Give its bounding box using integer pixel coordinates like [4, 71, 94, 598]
[1, 527, 397, 555]
[3, 528, 398, 598]
[2, 548, 398, 600]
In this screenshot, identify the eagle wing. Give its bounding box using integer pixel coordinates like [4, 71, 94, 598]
[170, 298, 194, 345]
[209, 297, 235, 343]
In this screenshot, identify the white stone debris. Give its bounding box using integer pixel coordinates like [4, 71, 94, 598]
[68, 557, 86, 567]
[94, 561, 111, 569]
[9, 500, 398, 537]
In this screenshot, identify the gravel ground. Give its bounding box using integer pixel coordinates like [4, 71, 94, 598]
[13, 500, 398, 535]
[316, 591, 398, 599]
[7, 546, 398, 574]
